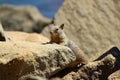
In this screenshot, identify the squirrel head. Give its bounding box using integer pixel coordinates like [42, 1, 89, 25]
[49, 24, 64, 36]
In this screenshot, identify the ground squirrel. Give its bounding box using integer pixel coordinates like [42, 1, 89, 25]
[49, 24, 88, 67]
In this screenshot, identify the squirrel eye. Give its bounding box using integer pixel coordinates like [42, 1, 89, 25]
[56, 28, 58, 31]
[55, 28, 59, 32]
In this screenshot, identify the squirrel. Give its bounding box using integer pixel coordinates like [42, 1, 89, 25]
[49, 24, 88, 67]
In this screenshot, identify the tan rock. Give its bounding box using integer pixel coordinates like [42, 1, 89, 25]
[18, 74, 47, 80]
[108, 70, 120, 80]
[0, 42, 76, 80]
[42, 0, 120, 58]
[6, 31, 49, 43]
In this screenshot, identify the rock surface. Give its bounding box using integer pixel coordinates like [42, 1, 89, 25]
[6, 31, 49, 43]
[62, 51, 120, 80]
[108, 70, 120, 80]
[50, 46, 120, 80]
[63, 54, 116, 80]
[0, 1, 120, 80]
[42, 0, 120, 58]
[18, 74, 47, 80]
[0, 42, 76, 80]
[0, 5, 51, 33]
[18, 74, 61, 80]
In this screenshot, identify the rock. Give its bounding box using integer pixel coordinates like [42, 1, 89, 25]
[0, 4, 51, 33]
[18, 74, 47, 80]
[6, 31, 49, 43]
[50, 77, 61, 80]
[108, 70, 120, 80]
[0, 42, 76, 80]
[91, 46, 120, 61]
[62, 54, 116, 80]
[18, 74, 62, 80]
[42, 0, 120, 58]
[58, 46, 120, 80]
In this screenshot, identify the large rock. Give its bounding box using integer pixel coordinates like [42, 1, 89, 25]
[42, 0, 120, 58]
[54, 46, 120, 80]
[6, 31, 49, 42]
[0, 42, 76, 80]
[63, 54, 116, 80]
[0, 5, 51, 33]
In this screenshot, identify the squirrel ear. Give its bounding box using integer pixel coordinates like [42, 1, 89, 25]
[59, 24, 64, 29]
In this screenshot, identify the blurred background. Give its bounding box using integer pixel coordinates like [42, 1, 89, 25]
[0, 0, 64, 18]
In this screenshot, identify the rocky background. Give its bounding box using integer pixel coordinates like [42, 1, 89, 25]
[42, 0, 120, 58]
[0, 0, 120, 80]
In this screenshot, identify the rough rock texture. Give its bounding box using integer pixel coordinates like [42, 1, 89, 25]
[6, 31, 49, 43]
[0, 5, 51, 33]
[42, 0, 120, 58]
[54, 46, 120, 80]
[0, 42, 76, 80]
[108, 70, 120, 80]
[63, 54, 115, 80]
